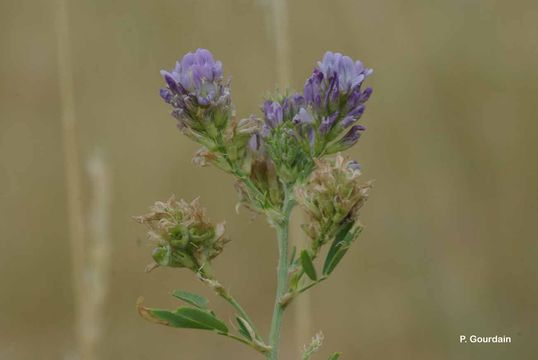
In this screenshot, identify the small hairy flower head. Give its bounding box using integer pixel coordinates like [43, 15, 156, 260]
[159, 49, 232, 142]
[303, 51, 373, 152]
[133, 195, 229, 272]
[295, 154, 372, 251]
[160, 48, 224, 104]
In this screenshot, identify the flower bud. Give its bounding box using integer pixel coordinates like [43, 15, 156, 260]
[222, 115, 263, 167]
[233, 156, 284, 214]
[325, 124, 366, 153]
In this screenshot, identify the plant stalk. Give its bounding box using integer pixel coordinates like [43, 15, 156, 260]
[200, 263, 262, 340]
[220, 290, 261, 340]
[267, 191, 295, 360]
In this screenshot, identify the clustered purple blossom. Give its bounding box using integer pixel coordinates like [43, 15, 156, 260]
[158, 49, 373, 165]
[260, 94, 314, 144]
[256, 51, 373, 154]
[262, 94, 308, 129]
[160, 49, 232, 132]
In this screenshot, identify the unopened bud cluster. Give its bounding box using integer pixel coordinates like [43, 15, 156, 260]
[134, 196, 229, 272]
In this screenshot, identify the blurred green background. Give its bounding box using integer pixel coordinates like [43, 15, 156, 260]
[1, 0, 537, 359]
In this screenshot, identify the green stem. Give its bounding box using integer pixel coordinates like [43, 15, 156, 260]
[199, 263, 262, 341]
[222, 333, 269, 354]
[220, 289, 261, 340]
[298, 276, 327, 294]
[267, 190, 295, 360]
[229, 164, 273, 210]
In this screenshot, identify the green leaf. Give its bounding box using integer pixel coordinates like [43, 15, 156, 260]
[328, 352, 341, 360]
[172, 290, 209, 309]
[325, 222, 353, 266]
[323, 247, 349, 275]
[301, 250, 317, 281]
[323, 223, 362, 275]
[149, 307, 228, 333]
[236, 317, 253, 341]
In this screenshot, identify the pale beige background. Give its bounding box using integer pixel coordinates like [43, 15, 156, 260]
[1, 0, 537, 359]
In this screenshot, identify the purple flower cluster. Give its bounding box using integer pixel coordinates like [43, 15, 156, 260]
[158, 49, 373, 184]
[262, 94, 307, 129]
[160, 49, 232, 132]
[247, 94, 310, 152]
[304, 51, 373, 150]
[256, 52, 373, 155]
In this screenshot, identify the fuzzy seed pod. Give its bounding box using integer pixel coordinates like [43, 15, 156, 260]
[133, 195, 229, 272]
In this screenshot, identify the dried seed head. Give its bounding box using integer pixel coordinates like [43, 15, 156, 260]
[295, 154, 372, 251]
[134, 195, 230, 272]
